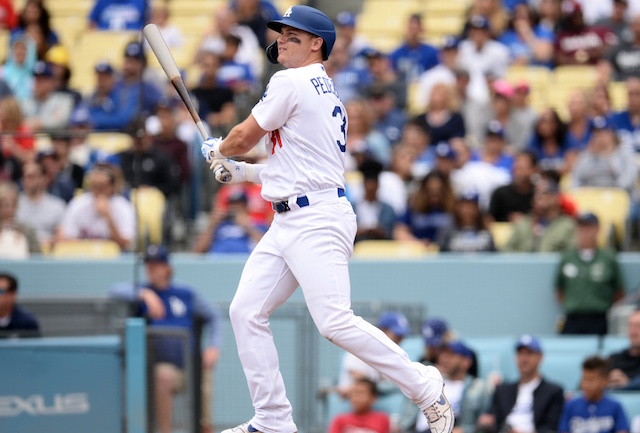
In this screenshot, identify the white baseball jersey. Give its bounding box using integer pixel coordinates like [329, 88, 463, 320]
[251, 63, 346, 202]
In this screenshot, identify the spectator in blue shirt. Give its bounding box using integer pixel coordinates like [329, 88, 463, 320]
[89, 0, 147, 30]
[86, 60, 137, 131]
[559, 356, 629, 433]
[566, 90, 592, 151]
[110, 245, 223, 433]
[472, 120, 515, 174]
[0, 272, 39, 338]
[367, 85, 406, 146]
[498, 3, 555, 68]
[389, 14, 439, 84]
[120, 41, 163, 117]
[612, 77, 640, 153]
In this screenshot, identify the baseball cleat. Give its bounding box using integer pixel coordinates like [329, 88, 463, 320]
[423, 386, 455, 433]
[221, 422, 262, 433]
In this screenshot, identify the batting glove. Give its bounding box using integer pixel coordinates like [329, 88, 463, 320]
[201, 136, 225, 163]
[213, 159, 246, 184]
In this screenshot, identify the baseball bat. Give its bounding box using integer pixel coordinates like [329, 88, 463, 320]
[143, 24, 209, 140]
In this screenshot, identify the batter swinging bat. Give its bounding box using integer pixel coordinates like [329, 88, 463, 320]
[143, 24, 208, 141]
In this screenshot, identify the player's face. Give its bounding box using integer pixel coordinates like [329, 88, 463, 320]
[276, 26, 323, 68]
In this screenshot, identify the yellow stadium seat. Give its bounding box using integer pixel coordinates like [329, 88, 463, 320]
[168, 0, 223, 16]
[489, 222, 514, 251]
[69, 30, 138, 96]
[169, 15, 211, 37]
[566, 187, 631, 249]
[553, 65, 597, 89]
[356, 13, 407, 39]
[47, 0, 93, 17]
[423, 0, 470, 17]
[85, 132, 133, 154]
[425, 16, 465, 38]
[53, 240, 121, 259]
[505, 66, 551, 91]
[609, 81, 628, 112]
[131, 187, 166, 247]
[364, 0, 421, 16]
[273, 0, 301, 12]
[353, 240, 438, 258]
[50, 16, 87, 49]
[0, 31, 8, 63]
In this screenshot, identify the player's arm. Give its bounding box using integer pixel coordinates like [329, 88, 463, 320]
[219, 114, 267, 157]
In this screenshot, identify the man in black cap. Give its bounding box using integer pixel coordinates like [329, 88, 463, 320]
[0, 272, 39, 338]
[555, 212, 624, 335]
[110, 244, 223, 433]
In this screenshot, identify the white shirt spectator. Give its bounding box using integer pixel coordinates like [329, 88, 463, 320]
[59, 193, 136, 245]
[451, 161, 511, 211]
[458, 39, 510, 104]
[505, 378, 541, 433]
[16, 193, 65, 244]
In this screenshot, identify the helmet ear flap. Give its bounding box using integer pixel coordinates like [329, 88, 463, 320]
[266, 41, 279, 64]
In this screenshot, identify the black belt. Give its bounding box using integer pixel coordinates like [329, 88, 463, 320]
[272, 188, 345, 213]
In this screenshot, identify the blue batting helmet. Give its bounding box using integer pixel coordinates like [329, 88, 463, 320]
[266, 5, 336, 62]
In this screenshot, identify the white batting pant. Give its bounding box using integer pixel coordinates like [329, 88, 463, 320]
[229, 191, 443, 433]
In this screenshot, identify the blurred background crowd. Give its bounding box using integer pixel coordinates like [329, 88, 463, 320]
[0, 0, 639, 258]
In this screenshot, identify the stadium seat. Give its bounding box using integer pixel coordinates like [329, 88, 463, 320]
[169, 15, 211, 37]
[465, 336, 517, 382]
[600, 335, 629, 357]
[489, 222, 514, 251]
[538, 335, 600, 355]
[609, 81, 628, 112]
[553, 65, 598, 88]
[352, 240, 438, 258]
[69, 31, 138, 96]
[505, 66, 551, 92]
[85, 132, 134, 155]
[565, 187, 631, 250]
[50, 16, 87, 49]
[130, 187, 166, 247]
[424, 16, 465, 40]
[52, 240, 121, 259]
[0, 29, 9, 63]
[167, 0, 224, 16]
[609, 391, 640, 422]
[47, 0, 93, 17]
[423, 0, 469, 17]
[539, 352, 586, 391]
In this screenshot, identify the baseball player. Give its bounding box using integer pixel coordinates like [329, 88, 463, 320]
[200, 6, 454, 433]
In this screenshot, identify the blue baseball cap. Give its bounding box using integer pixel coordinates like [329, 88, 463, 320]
[486, 120, 505, 138]
[469, 15, 490, 30]
[336, 11, 356, 28]
[435, 141, 456, 160]
[445, 341, 474, 359]
[33, 61, 53, 78]
[144, 244, 169, 263]
[95, 60, 114, 74]
[377, 312, 411, 337]
[441, 36, 460, 51]
[458, 190, 480, 203]
[124, 41, 145, 59]
[69, 107, 92, 127]
[577, 212, 599, 225]
[516, 334, 542, 353]
[591, 116, 614, 132]
[422, 318, 448, 346]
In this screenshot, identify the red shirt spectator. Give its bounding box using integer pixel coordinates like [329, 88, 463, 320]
[554, 0, 617, 65]
[214, 184, 273, 226]
[0, 0, 17, 29]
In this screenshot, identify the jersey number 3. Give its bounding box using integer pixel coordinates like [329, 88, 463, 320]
[332, 106, 347, 153]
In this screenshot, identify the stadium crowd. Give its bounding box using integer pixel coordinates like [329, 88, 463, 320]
[0, 0, 639, 256]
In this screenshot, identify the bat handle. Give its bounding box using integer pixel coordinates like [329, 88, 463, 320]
[195, 121, 209, 141]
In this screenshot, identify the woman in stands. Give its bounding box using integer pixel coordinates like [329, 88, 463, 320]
[440, 191, 496, 253]
[393, 171, 455, 249]
[412, 83, 465, 146]
[527, 108, 576, 175]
